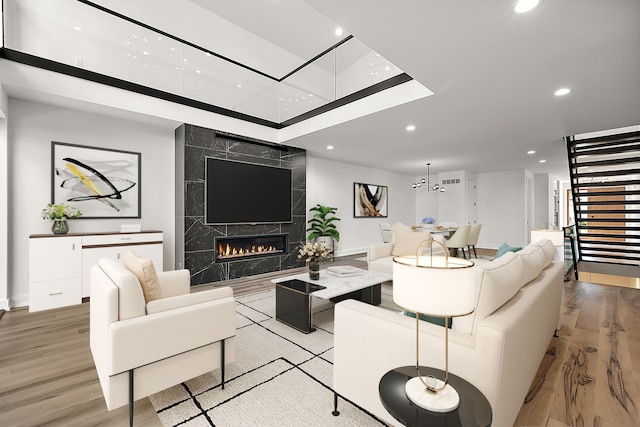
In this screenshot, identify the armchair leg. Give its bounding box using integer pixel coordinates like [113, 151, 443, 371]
[332, 392, 340, 416]
[221, 339, 225, 390]
[129, 369, 134, 427]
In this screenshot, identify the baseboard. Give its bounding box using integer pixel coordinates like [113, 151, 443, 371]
[8, 294, 29, 310]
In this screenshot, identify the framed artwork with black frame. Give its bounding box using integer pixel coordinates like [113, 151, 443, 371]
[51, 141, 141, 219]
[354, 182, 388, 217]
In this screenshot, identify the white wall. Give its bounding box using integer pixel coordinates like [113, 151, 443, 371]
[437, 170, 471, 227]
[415, 186, 440, 225]
[534, 173, 555, 230]
[306, 156, 415, 256]
[476, 170, 528, 249]
[8, 99, 176, 308]
[0, 86, 8, 309]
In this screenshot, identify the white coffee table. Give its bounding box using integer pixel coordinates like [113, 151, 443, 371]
[272, 268, 392, 333]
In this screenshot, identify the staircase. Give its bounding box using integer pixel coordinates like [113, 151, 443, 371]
[566, 130, 640, 267]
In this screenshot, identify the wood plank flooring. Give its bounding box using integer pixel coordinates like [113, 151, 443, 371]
[1, 252, 639, 426]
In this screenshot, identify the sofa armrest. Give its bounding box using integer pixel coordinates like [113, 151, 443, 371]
[367, 242, 393, 262]
[146, 286, 234, 314]
[157, 269, 191, 297]
[108, 296, 236, 375]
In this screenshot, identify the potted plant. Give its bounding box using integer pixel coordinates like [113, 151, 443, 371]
[41, 203, 82, 234]
[306, 204, 340, 250]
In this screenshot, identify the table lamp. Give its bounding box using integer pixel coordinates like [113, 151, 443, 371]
[392, 238, 475, 412]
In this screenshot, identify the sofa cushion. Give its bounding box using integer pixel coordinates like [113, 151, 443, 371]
[124, 251, 163, 303]
[495, 243, 522, 258]
[452, 251, 525, 335]
[98, 258, 146, 320]
[476, 251, 525, 321]
[391, 231, 432, 257]
[535, 239, 556, 265]
[518, 244, 548, 285]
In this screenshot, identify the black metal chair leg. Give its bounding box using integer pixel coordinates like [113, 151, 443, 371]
[332, 392, 340, 416]
[129, 369, 134, 427]
[221, 339, 226, 390]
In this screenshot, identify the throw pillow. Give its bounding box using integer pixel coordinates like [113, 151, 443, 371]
[392, 231, 432, 257]
[403, 310, 453, 328]
[124, 250, 163, 303]
[495, 243, 522, 258]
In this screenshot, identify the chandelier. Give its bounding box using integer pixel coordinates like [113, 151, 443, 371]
[412, 163, 445, 192]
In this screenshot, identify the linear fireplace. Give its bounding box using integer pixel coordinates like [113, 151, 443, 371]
[214, 234, 288, 262]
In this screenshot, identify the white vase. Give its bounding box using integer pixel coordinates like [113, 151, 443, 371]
[422, 223, 435, 229]
[315, 236, 334, 251]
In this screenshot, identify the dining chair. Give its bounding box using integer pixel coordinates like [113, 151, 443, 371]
[466, 223, 482, 258]
[379, 222, 392, 243]
[446, 224, 471, 259]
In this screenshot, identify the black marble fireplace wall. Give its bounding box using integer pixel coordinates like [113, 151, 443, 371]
[175, 124, 307, 285]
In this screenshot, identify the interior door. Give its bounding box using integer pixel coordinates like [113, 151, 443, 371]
[466, 178, 477, 224]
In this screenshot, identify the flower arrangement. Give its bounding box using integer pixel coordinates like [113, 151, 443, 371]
[297, 241, 333, 263]
[41, 203, 82, 220]
[421, 217, 436, 225]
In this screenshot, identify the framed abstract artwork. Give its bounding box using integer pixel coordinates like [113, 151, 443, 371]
[354, 182, 388, 217]
[51, 141, 141, 218]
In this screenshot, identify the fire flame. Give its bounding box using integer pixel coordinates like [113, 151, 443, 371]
[218, 242, 280, 259]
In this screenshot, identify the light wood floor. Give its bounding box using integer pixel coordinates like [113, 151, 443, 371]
[1, 252, 639, 426]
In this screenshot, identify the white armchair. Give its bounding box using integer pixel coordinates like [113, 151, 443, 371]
[90, 256, 236, 426]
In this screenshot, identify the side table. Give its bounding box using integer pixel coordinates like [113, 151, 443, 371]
[379, 366, 492, 427]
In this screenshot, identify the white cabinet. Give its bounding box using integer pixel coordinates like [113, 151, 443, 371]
[81, 234, 163, 298]
[29, 236, 82, 312]
[29, 231, 163, 312]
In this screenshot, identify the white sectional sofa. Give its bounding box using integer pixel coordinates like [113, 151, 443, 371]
[367, 230, 447, 275]
[334, 239, 563, 427]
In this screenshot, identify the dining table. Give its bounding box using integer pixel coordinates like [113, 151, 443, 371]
[413, 225, 458, 239]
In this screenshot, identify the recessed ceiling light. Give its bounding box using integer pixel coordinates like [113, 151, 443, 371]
[74, 26, 82, 32]
[539, 159, 547, 163]
[554, 88, 571, 96]
[142, 51, 149, 55]
[406, 125, 416, 131]
[335, 27, 343, 36]
[327, 145, 334, 150]
[236, 84, 242, 88]
[527, 150, 536, 154]
[515, 0, 540, 13]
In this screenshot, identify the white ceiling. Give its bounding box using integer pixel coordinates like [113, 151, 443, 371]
[293, 0, 640, 180]
[4, 0, 640, 181]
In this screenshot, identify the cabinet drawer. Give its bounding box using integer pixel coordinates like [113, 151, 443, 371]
[29, 278, 82, 312]
[82, 232, 163, 247]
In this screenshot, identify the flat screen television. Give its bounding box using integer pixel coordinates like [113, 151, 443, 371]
[205, 157, 293, 224]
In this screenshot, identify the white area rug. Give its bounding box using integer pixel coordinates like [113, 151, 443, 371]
[150, 287, 399, 426]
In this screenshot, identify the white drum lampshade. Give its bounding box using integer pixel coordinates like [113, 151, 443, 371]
[392, 250, 475, 413]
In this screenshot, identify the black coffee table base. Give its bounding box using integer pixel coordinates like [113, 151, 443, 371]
[275, 280, 326, 333]
[379, 366, 492, 427]
[275, 278, 382, 333]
